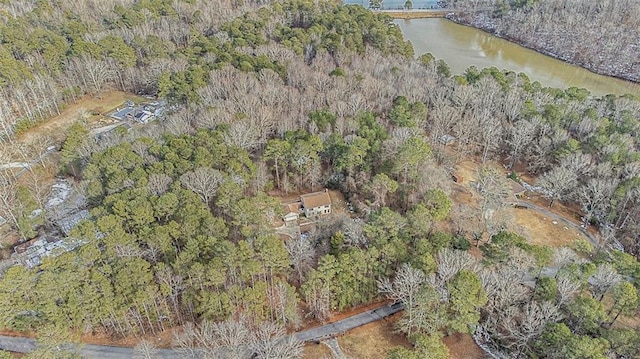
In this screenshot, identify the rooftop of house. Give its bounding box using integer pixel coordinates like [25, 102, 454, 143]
[284, 202, 302, 214]
[300, 189, 331, 209]
[56, 209, 91, 236]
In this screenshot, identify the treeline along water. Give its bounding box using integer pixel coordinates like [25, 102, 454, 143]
[343, 0, 440, 9]
[395, 18, 640, 97]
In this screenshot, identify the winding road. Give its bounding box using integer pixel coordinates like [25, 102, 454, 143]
[0, 303, 403, 358]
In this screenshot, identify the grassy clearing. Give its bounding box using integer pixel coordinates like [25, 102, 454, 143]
[338, 313, 411, 359]
[6, 91, 144, 158]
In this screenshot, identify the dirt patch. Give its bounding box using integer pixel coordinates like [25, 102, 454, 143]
[444, 333, 487, 359]
[453, 160, 479, 186]
[513, 207, 587, 247]
[1, 232, 20, 260]
[338, 313, 411, 359]
[303, 342, 334, 359]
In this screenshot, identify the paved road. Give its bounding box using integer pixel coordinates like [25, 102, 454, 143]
[0, 336, 178, 358]
[295, 302, 403, 342]
[0, 302, 403, 357]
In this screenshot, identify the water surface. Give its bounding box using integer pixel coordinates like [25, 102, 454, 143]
[395, 18, 640, 97]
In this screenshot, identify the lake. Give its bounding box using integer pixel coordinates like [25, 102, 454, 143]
[395, 18, 640, 97]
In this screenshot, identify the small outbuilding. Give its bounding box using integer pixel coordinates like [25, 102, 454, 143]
[509, 179, 526, 198]
[283, 202, 302, 225]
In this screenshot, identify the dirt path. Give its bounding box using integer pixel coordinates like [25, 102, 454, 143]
[322, 338, 347, 359]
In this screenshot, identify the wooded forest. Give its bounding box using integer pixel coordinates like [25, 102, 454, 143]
[0, 0, 639, 358]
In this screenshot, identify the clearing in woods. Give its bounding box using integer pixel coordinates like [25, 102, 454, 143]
[337, 313, 412, 359]
[2, 91, 144, 161]
[452, 159, 593, 248]
[303, 313, 487, 359]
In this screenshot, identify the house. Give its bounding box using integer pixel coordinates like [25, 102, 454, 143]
[110, 107, 135, 121]
[109, 99, 165, 123]
[13, 236, 85, 268]
[133, 109, 153, 124]
[300, 189, 332, 217]
[281, 189, 333, 223]
[56, 209, 90, 236]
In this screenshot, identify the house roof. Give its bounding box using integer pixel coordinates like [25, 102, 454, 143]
[301, 190, 331, 209]
[283, 202, 302, 214]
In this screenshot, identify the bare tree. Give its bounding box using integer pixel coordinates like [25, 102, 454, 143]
[537, 166, 577, 207]
[133, 340, 158, 359]
[148, 173, 174, 196]
[479, 266, 529, 312]
[506, 119, 536, 169]
[556, 274, 581, 307]
[156, 265, 185, 324]
[436, 248, 477, 282]
[180, 167, 224, 206]
[503, 301, 561, 358]
[250, 321, 303, 359]
[472, 166, 515, 243]
[0, 171, 19, 229]
[223, 119, 263, 151]
[475, 166, 511, 210]
[285, 236, 315, 283]
[22, 166, 54, 210]
[577, 177, 618, 226]
[378, 264, 427, 336]
[304, 283, 332, 324]
[68, 54, 114, 96]
[589, 264, 622, 301]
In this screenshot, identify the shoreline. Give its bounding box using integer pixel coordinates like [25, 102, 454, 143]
[445, 13, 639, 87]
[381, 9, 450, 19]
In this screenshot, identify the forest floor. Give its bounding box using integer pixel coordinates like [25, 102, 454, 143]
[444, 333, 488, 359]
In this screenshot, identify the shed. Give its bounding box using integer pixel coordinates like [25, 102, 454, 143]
[510, 179, 526, 198]
[283, 202, 302, 225]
